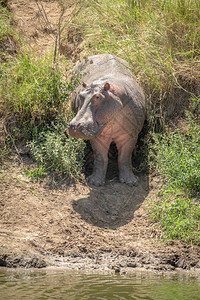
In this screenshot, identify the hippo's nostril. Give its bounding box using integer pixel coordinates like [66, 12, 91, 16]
[77, 123, 81, 128]
[68, 123, 78, 130]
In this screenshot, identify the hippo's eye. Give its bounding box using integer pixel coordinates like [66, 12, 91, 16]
[94, 94, 102, 101]
[92, 93, 102, 104]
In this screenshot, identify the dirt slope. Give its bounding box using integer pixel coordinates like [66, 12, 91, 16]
[1, 158, 199, 272]
[0, 0, 200, 273]
[9, 0, 75, 54]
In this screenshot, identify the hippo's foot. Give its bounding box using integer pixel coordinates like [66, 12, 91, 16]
[87, 174, 105, 186]
[119, 168, 138, 186]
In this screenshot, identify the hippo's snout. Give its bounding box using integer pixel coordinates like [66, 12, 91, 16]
[67, 122, 82, 137]
[67, 119, 98, 139]
[67, 116, 106, 140]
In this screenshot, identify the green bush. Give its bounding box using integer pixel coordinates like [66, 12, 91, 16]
[28, 122, 85, 178]
[150, 112, 200, 194]
[147, 188, 200, 244]
[147, 111, 200, 244]
[0, 48, 85, 178]
[0, 52, 72, 136]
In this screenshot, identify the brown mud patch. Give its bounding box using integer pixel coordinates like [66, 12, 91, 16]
[0, 158, 200, 273]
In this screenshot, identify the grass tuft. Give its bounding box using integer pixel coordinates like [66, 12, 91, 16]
[0, 2, 19, 61]
[147, 188, 200, 245]
[28, 122, 85, 178]
[1, 52, 72, 134]
[148, 111, 200, 244]
[149, 112, 200, 194]
[24, 166, 47, 181]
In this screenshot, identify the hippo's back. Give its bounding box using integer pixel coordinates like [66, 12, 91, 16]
[73, 54, 145, 110]
[74, 54, 135, 83]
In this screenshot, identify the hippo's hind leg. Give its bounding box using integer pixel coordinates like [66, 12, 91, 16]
[116, 135, 138, 186]
[88, 136, 112, 186]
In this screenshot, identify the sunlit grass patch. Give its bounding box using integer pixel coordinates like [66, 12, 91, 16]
[1, 52, 71, 134]
[147, 111, 200, 244]
[147, 188, 200, 245]
[0, 49, 85, 178]
[149, 112, 200, 194]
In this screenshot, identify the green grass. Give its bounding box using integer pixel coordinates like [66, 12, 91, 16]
[148, 112, 200, 244]
[147, 188, 200, 244]
[0, 50, 85, 178]
[28, 122, 85, 178]
[0, 3, 85, 178]
[0, 2, 11, 37]
[150, 112, 200, 194]
[24, 166, 47, 180]
[1, 52, 70, 133]
[0, 1, 20, 61]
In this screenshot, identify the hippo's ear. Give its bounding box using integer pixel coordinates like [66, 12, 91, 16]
[104, 82, 110, 92]
[82, 82, 87, 88]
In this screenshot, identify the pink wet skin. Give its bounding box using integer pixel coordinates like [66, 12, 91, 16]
[68, 81, 140, 186]
[88, 94, 138, 186]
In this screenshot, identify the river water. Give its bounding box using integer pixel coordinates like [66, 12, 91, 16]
[0, 268, 200, 300]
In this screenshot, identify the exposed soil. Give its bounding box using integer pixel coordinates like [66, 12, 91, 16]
[9, 0, 77, 55]
[1, 156, 200, 273]
[0, 0, 200, 274]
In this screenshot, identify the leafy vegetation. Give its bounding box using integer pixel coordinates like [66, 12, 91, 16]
[1, 52, 69, 134]
[28, 122, 85, 177]
[0, 3, 85, 178]
[24, 165, 47, 180]
[0, 1, 19, 61]
[147, 112, 200, 244]
[147, 188, 200, 244]
[0, 51, 86, 177]
[150, 112, 200, 194]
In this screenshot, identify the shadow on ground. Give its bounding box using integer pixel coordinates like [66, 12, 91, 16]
[73, 136, 149, 230]
[72, 173, 149, 230]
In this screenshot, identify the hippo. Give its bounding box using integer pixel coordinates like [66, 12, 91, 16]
[67, 54, 146, 186]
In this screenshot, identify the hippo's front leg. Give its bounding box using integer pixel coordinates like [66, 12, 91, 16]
[116, 135, 138, 186]
[88, 136, 111, 186]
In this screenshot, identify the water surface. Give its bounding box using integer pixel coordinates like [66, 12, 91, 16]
[0, 268, 200, 300]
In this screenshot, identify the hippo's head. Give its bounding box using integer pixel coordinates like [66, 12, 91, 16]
[67, 81, 123, 140]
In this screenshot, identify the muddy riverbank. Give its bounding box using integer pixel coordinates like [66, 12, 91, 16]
[1, 158, 200, 273]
